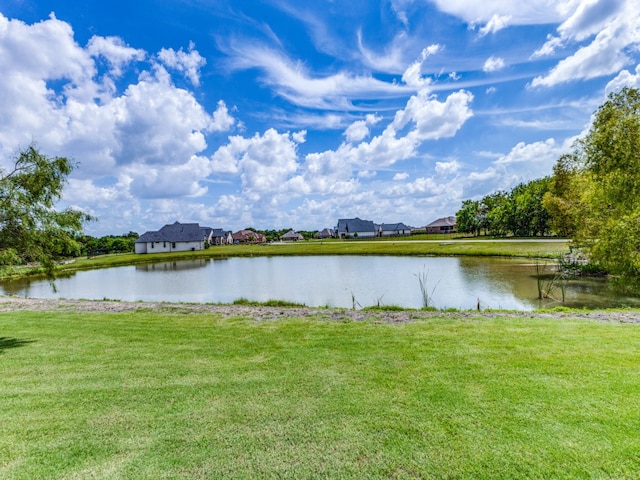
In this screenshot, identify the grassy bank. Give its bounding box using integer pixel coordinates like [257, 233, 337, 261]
[2, 309, 639, 478]
[34, 238, 571, 278]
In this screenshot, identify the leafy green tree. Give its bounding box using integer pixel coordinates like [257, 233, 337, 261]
[542, 154, 580, 237]
[545, 88, 640, 286]
[457, 180, 552, 238]
[456, 200, 481, 236]
[481, 191, 510, 236]
[508, 178, 551, 237]
[0, 146, 92, 277]
[571, 87, 640, 281]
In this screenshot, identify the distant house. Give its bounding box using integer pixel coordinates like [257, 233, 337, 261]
[209, 228, 233, 245]
[201, 227, 213, 243]
[378, 223, 412, 237]
[335, 218, 377, 238]
[316, 228, 334, 239]
[232, 229, 267, 244]
[280, 230, 304, 241]
[135, 221, 209, 254]
[425, 216, 457, 234]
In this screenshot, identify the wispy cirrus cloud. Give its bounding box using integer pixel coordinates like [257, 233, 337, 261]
[357, 29, 411, 72]
[475, 14, 511, 37]
[428, 0, 640, 88]
[427, 0, 567, 25]
[220, 40, 414, 109]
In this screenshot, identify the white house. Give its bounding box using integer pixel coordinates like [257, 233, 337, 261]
[335, 218, 377, 238]
[209, 228, 233, 245]
[135, 221, 208, 254]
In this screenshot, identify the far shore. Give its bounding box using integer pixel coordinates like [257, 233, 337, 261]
[1, 237, 572, 281]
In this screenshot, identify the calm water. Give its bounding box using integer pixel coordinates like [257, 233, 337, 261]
[1, 256, 638, 310]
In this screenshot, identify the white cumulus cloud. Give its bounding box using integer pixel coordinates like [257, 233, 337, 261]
[605, 63, 640, 95]
[531, 0, 640, 87]
[0, 12, 237, 211]
[157, 42, 206, 86]
[344, 114, 382, 143]
[435, 160, 461, 175]
[211, 129, 301, 202]
[87, 35, 145, 76]
[483, 56, 505, 72]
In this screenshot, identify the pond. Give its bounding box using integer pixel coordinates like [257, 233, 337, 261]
[1, 255, 638, 310]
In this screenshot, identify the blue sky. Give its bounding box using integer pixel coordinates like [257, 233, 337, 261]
[1, 0, 640, 236]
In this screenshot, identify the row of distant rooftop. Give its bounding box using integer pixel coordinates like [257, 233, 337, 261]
[137, 216, 457, 243]
[134, 217, 456, 254]
[328, 216, 456, 239]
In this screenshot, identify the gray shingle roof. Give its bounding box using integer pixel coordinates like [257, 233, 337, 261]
[210, 228, 230, 238]
[317, 228, 334, 238]
[379, 223, 410, 231]
[136, 221, 205, 243]
[426, 216, 456, 228]
[336, 217, 376, 234]
[281, 230, 304, 240]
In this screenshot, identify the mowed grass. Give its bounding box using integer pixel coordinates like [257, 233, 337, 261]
[2, 310, 639, 479]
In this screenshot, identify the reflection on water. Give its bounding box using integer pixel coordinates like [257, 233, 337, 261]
[1, 256, 638, 310]
[135, 259, 212, 272]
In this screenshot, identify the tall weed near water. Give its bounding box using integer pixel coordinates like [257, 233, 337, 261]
[535, 259, 569, 303]
[348, 289, 361, 310]
[416, 267, 440, 309]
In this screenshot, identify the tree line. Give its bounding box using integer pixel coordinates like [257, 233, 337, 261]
[456, 177, 551, 237]
[78, 232, 139, 256]
[456, 87, 640, 284]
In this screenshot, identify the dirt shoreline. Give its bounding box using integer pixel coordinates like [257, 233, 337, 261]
[2, 295, 640, 324]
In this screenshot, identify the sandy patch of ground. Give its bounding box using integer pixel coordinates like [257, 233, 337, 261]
[1, 295, 640, 324]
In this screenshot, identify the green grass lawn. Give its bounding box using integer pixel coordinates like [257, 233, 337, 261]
[3, 310, 638, 479]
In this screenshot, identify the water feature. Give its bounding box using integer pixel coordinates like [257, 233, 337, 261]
[1, 256, 637, 310]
